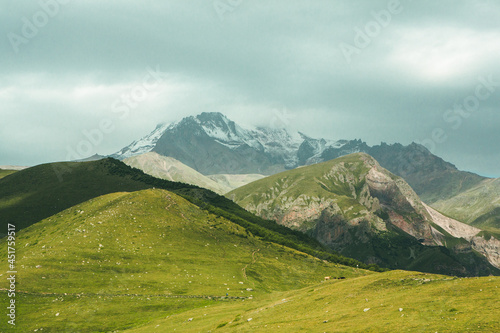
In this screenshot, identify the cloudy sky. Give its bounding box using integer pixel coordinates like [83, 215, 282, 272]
[1, 0, 499, 177]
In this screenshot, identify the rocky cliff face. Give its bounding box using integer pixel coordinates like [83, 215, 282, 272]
[424, 204, 500, 268]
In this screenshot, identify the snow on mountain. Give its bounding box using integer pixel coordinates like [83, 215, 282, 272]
[297, 133, 346, 165]
[111, 122, 170, 159]
[110, 112, 350, 168]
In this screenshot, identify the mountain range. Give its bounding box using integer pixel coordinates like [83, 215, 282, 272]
[111, 112, 486, 204]
[108, 112, 498, 251]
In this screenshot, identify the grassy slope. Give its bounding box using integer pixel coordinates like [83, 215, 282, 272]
[412, 170, 486, 204]
[0, 189, 365, 332]
[0, 169, 17, 180]
[125, 270, 500, 332]
[432, 178, 500, 230]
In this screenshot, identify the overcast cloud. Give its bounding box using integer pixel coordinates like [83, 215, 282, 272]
[1, 0, 499, 177]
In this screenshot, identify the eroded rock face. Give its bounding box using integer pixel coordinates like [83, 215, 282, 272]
[246, 195, 339, 231]
[424, 204, 500, 269]
[471, 236, 500, 269]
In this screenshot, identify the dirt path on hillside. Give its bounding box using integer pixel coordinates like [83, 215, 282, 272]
[242, 249, 260, 281]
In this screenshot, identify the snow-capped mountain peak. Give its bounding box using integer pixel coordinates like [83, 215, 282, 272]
[110, 112, 362, 174]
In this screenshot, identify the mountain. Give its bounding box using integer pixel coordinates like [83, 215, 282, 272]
[111, 112, 371, 175]
[366, 143, 486, 203]
[73, 153, 106, 162]
[432, 178, 500, 230]
[297, 140, 486, 203]
[228, 153, 500, 276]
[110, 122, 171, 159]
[110, 113, 485, 204]
[207, 173, 266, 191]
[123, 152, 264, 194]
[124, 152, 233, 194]
[151, 112, 304, 175]
[112, 112, 302, 174]
[0, 188, 365, 332]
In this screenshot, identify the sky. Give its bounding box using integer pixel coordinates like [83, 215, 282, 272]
[1, 0, 499, 177]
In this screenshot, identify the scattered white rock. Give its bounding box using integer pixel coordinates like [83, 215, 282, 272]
[247, 318, 252, 322]
[55, 313, 60, 317]
[364, 308, 370, 312]
[399, 308, 403, 312]
[188, 318, 193, 322]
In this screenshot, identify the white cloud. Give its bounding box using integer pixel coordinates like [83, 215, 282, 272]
[389, 27, 500, 82]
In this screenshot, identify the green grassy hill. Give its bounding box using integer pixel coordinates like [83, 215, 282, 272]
[432, 178, 500, 230]
[0, 159, 151, 232]
[0, 189, 365, 332]
[228, 153, 500, 276]
[124, 270, 500, 332]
